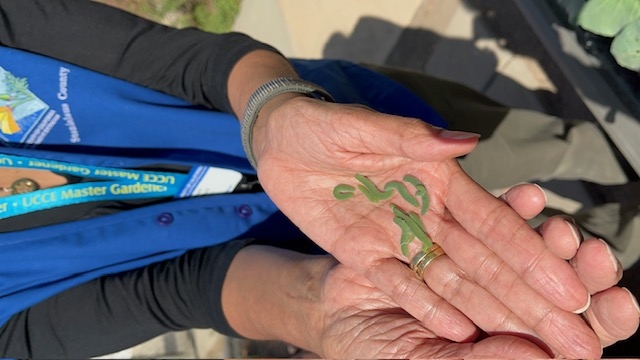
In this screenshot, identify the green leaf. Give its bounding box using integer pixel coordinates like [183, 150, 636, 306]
[611, 18, 640, 71]
[577, 0, 640, 37]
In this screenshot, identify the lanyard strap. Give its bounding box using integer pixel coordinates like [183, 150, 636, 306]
[0, 154, 189, 183]
[0, 154, 243, 219]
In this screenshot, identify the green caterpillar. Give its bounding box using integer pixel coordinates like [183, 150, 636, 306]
[333, 174, 432, 256]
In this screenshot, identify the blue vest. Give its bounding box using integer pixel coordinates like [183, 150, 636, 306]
[0, 46, 446, 326]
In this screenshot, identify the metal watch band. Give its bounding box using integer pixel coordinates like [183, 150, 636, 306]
[240, 77, 334, 169]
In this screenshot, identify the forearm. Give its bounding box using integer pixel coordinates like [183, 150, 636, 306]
[0, 241, 249, 358]
[0, 0, 310, 138]
[226, 50, 300, 118]
[221, 245, 338, 354]
[0, 0, 281, 113]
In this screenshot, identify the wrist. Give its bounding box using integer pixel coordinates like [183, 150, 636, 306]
[248, 92, 304, 168]
[221, 245, 337, 353]
[240, 78, 333, 169]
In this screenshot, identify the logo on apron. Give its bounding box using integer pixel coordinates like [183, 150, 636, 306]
[0, 66, 51, 143]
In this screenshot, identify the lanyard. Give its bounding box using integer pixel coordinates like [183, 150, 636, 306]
[0, 154, 243, 219]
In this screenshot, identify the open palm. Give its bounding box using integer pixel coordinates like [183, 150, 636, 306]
[253, 97, 601, 358]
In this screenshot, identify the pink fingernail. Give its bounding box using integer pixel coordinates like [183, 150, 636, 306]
[531, 183, 548, 204]
[599, 238, 620, 274]
[623, 287, 640, 316]
[563, 220, 581, 249]
[438, 130, 481, 140]
[573, 293, 591, 314]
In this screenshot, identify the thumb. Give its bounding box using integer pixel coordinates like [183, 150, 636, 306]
[406, 124, 481, 161]
[349, 110, 481, 161]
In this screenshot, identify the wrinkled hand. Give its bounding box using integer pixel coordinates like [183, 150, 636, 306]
[312, 185, 639, 359]
[316, 240, 638, 359]
[252, 97, 604, 357]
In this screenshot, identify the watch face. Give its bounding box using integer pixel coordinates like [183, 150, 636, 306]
[11, 178, 40, 194]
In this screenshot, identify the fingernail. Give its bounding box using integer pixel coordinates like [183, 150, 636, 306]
[530, 183, 548, 204]
[498, 187, 512, 202]
[438, 129, 481, 140]
[573, 293, 591, 314]
[564, 220, 582, 249]
[623, 287, 640, 316]
[599, 238, 620, 274]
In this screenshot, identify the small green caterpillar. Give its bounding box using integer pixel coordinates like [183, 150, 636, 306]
[333, 174, 432, 256]
[333, 184, 356, 200]
[384, 181, 420, 208]
[403, 174, 429, 215]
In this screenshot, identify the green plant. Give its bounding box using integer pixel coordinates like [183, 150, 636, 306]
[576, 0, 640, 71]
[96, 0, 241, 33]
[193, 0, 241, 33]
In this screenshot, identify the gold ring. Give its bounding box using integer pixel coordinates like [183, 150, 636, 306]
[410, 243, 445, 278]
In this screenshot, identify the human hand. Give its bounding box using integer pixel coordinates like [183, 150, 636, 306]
[251, 97, 601, 357]
[312, 185, 639, 358]
[221, 185, 637, 358]
[415, 183, 638, 354]
[315, 241, 637, 358]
